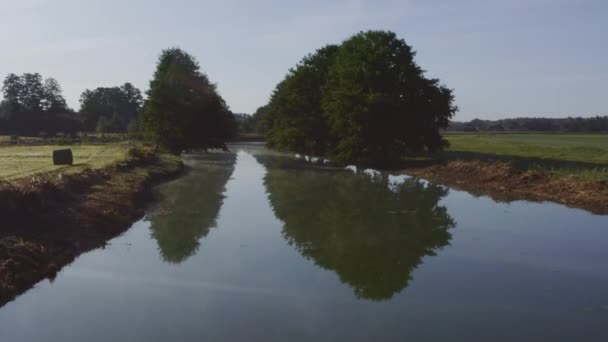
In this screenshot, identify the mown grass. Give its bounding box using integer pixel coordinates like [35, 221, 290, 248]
[432, 133, 608, 181]
[0, 144, 131, 181]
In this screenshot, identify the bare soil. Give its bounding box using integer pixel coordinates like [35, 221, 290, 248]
[404, 160, 608, 215]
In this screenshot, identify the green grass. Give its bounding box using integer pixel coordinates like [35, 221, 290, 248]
[434, 133, 608, 181]
[0, 144, 131, 181]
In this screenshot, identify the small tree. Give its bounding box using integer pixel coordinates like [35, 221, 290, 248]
[142, 48, 236, 154]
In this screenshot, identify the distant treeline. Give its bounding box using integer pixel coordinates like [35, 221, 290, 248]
[0, 73, 145, 137]
[0, 69, 236, 143]
[448, 117, 608, 133]
[234, 105, 267, 135]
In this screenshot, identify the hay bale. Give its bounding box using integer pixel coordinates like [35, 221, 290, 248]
[53, 149, 73, 166]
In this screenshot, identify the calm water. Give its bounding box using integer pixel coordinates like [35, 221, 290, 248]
[1, 144, 608, 341]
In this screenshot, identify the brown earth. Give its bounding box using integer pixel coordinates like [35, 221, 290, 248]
[404, 160, 608, 215]
[0, 148, 183, 307]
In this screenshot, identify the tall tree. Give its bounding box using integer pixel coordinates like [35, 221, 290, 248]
[79, 83, 143, 132]
[142, 48, 237, 153]
[262, 31, 457, 164]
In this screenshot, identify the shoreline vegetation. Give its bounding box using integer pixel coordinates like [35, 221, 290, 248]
[0, 146, 183, 307]
[238, 133, 608, 215]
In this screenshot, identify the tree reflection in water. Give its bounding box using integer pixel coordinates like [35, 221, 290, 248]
[257, 155, 455, 301]
[147, 152, 236, 263]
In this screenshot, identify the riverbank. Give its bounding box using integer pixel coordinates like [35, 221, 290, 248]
[0, 147, 183, 307]
[403, 160, 608, 215]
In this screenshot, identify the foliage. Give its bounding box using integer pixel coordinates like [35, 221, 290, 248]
[79, 83, 143, 133]
[0, 73, 80, 136]
[262, 31, 457, 164]
[142, 48, 237, 154]
[264, 45, 338, 155]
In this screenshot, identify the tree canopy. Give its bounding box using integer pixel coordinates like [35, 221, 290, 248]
[0, 73, 78, 136]
[262, 30, 457, 164]
[142, 48, 237, 153]
[79, 83, 143, 133]
[264, 45, 338, 155]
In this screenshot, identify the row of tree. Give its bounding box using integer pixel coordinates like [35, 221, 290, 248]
[0, 73, 145, 136]
[261, 30, 458, 164]
[449, 117, 608, 133]
[1, 48, 238, 153]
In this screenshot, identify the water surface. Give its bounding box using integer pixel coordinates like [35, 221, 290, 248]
[1, 144, 607, 341]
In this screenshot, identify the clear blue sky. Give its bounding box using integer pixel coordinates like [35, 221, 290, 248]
[1, 0, 606, 120]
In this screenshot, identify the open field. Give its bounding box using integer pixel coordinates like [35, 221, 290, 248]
[436, 133, 608, 180]
[0, 144, 131, 181]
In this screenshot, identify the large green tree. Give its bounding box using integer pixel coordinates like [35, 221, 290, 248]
[142, 48, 237, 153]
[79, 83, 143, 133]
[264, 45, 338, 156]
[262, 31, 457, 164]
[323, 31, 457, 163]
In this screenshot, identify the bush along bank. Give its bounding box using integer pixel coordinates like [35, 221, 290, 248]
[0, 147, 183, 307]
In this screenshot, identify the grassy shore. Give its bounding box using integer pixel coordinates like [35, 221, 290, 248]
[0, 144, 132, 180]
[0, 144, 183, 307]
[432, 133, 608, 181]
[401, 133, 608, 214]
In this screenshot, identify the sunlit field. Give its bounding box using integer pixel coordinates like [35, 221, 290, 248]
[0, 144, 131, 181]
[439, 133, 608, 180]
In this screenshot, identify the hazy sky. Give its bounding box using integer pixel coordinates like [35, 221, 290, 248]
[0, 0, 606, 120]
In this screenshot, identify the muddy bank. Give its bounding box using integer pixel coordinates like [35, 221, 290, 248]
[403, 160, 608, 215]
[0, 148, 183, 307]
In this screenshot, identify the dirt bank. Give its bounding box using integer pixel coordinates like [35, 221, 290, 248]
[404, 160, 608, 215]
[0, 148, 183, 307]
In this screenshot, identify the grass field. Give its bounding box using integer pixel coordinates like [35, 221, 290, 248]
[0, 144, 131, 181]
[437, 133, 608, 180]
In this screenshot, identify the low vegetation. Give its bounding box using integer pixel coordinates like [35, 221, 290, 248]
[0, 143, 131, 180]
[438, 133, 608, 181]
[0, 146, 183, 307]
[397, 133, 608, 213]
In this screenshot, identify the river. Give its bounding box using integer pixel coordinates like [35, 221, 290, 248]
[1, 144, 607, 341]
